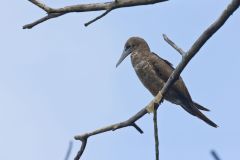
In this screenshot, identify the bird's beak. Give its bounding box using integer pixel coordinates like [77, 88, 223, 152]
[116, 48, 132, 68]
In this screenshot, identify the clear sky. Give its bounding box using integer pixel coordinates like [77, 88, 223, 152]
[1, 0, 240, 160]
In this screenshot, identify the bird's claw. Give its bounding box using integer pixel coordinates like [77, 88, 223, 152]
[146, 100, 156, 113]
[146, 93, 163, 113]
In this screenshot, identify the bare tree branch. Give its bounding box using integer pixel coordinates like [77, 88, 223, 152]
[64, 141, 73, 160]
[23, 13, 64, 29]
[84, 9, 112, 27]
[153, 109, 159, 160]
[163, 34, 185, 56]
[151, 0, 240, 107]
[74, 139, 87, 160]
[29, 0, 53, 12]
[132, 123, 144, 134]
[23, 0, 168, 29]
[73, 0, 239, 159]
[211, 150, 221, 160]
[74, 109, 146, 160]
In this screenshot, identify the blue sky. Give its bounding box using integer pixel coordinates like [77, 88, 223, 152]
[0, 0, 240, 160]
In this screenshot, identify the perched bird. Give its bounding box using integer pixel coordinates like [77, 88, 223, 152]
[116, 37, 217, 128]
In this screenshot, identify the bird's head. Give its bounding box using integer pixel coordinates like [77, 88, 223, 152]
[116, 37, 150, 67]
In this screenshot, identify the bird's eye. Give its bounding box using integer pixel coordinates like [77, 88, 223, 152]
[125, 45, 131, 50]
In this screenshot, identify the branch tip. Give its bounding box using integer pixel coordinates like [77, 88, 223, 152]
[162, 33, 186, 56]
[211, 150, 221, 160]
[64, 141, 73, 160]
[85, 9, 112, 27]
[132, 123, 144, 134]
[22, 13, 64, 29]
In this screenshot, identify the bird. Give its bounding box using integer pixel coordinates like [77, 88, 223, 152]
[116, 37, 217, 128]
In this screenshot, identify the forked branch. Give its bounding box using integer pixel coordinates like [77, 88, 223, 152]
[23, 0, 168, 29]
[73, 0, 240, 159]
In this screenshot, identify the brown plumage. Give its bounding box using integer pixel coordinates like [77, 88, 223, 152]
[116, 37, 217, 128]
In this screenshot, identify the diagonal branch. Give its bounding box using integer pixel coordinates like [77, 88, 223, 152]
[74, 0, 240, 159]
[29, 0, 53, 12]
[163, 34, 185, 56]
[152, 0, 240, 107]
[64, 141, 73, 160]
[23, 0, 168, 29]
[211, 150, 221, 160]
[84, 9, 112, 27]
[74, 138, 87, 160]
[74, 110, 146, 160]
[23, 13, 65, 29]
[132, 122, 144, 134]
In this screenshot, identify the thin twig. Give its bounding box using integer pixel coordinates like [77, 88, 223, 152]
[85, 9, 112, 27]
[29, 0, 53, 12]
[64, 141, 73, 160]
[163, 34, 186, 56]
[132, 123, 144, 134]
[74, 108, 147, 160]
[23, 13, 64, 29]
[73, 0, 239, 159]
[211, 150, 221, 160]
[24, 0, 168, 29]
[153, 109, 159, 160]
[74, 139, 87, 160]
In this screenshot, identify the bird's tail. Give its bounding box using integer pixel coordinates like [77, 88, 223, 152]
[181, 102, 218, 128]
[193, 102, 210, 111]
[195, 110, 218, 128]
[191, 103, 218, 128]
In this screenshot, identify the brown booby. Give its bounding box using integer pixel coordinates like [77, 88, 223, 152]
[116, 37, 217, 128]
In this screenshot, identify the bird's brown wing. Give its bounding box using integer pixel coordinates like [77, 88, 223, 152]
[150, 53, 216, 127]
[150, 52, 192, 101]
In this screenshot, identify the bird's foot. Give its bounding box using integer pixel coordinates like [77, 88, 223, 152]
[146, 93, 163, 113]
[146, 100, 156, 113]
